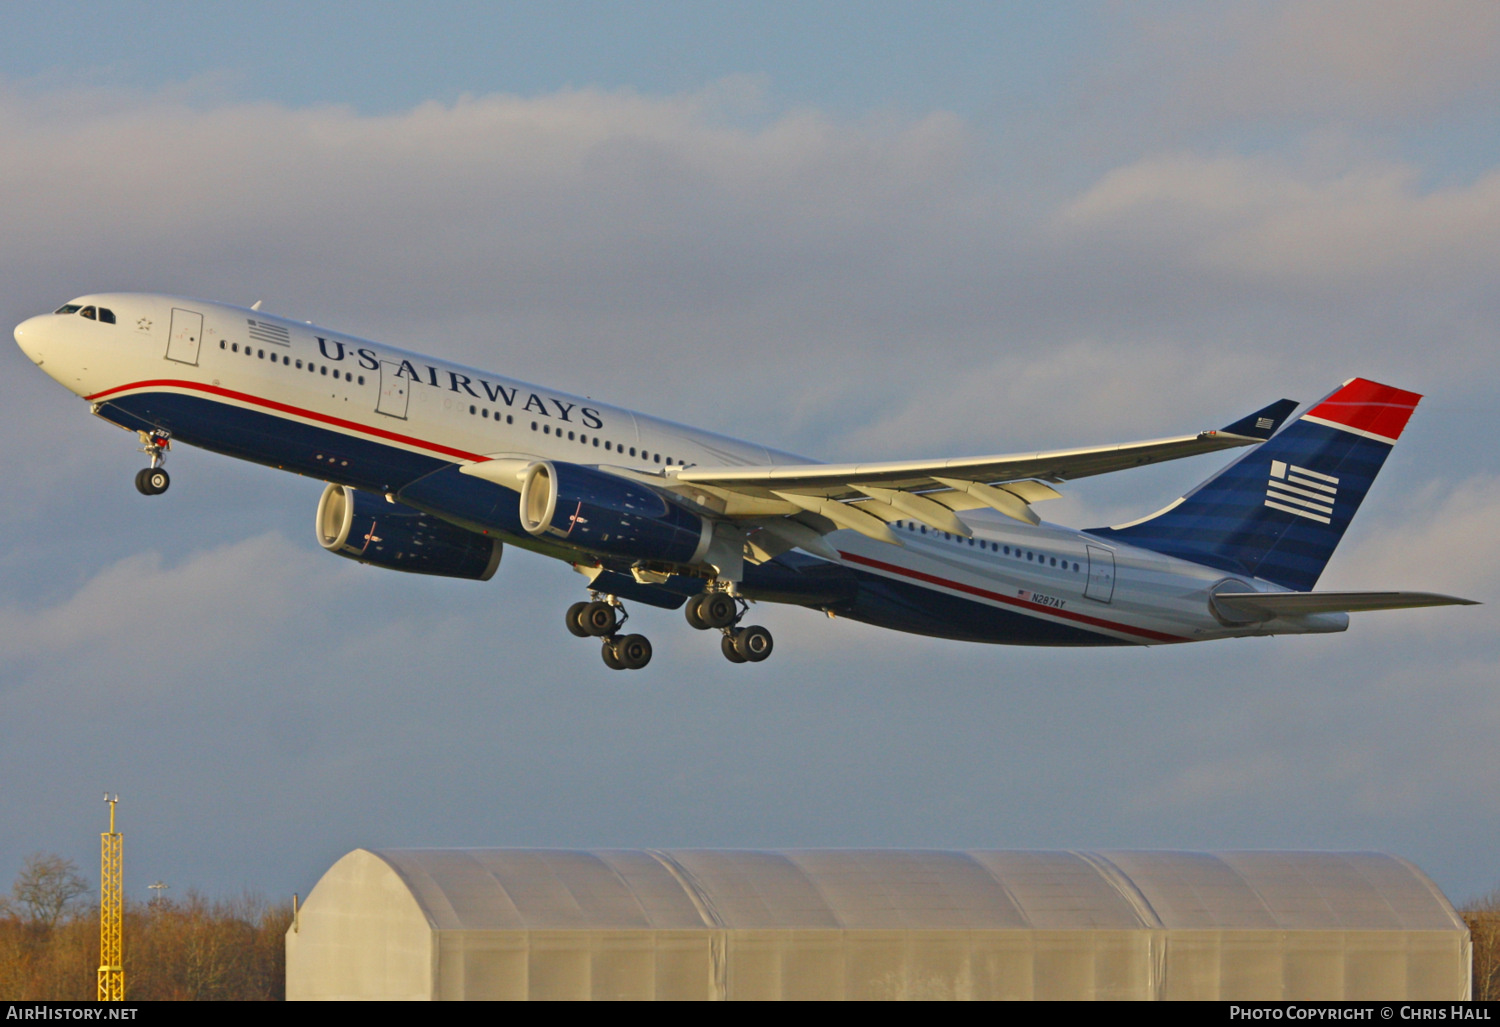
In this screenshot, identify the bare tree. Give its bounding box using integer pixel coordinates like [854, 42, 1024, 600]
[2, 854, 90, 929]
[1465, 889, 1500, 1002]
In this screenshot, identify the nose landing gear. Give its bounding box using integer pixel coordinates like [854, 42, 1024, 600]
[565, 594, 652, 671]
[134, 431, 172, 496]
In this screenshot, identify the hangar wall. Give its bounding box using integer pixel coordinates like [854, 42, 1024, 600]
[286, 848, 1471, 1001]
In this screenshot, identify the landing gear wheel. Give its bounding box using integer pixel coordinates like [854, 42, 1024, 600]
[565, 601, 591, 638]
[685, 594, 710, 630]
[700, 593, 737, 629]
[732, 625, 773, 662]
[601, 639, 626, 670]
[135, 468, 170, 495]
[615, 634, 652, 670]
[582, 600, 619, 636]
[721, 633, 747, 664]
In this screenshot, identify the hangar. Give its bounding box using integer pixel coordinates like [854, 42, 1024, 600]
[286, 848, 1471, 1000]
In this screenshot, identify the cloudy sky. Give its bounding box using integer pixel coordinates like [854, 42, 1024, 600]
[2, 1, 1498, 908]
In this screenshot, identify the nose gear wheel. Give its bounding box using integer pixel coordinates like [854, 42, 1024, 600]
[134, 431, 172, 496]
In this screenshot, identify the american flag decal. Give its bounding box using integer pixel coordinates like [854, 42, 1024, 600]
[1256, 416, 1274, 430]
[1265, 460, 1337, 524]
[248, 318, 291, 346]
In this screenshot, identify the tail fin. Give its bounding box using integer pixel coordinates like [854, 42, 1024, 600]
[1090, 378, 1421, 590]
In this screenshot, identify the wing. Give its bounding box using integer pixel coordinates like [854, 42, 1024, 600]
[664, 399, 1299, 550]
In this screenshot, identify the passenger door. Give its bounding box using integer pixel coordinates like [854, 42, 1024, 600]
[1085, 545, 1116, 604]
[376, 360, 410, 419]
[165, 308, 203, 365]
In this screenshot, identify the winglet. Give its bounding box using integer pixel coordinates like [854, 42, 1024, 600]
[1218, 398, 1299, 441]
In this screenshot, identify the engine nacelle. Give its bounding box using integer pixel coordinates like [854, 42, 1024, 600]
[316, 484, 502, 580]
[518, 460, 710, 566]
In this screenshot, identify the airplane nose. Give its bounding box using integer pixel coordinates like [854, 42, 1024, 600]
[14, 315, 47, 364]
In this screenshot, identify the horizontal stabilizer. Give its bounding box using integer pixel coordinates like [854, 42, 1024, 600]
[1213, 590, 1479, 620]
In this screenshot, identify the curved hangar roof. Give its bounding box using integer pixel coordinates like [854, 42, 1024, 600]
[286, 848, 1470, 1001]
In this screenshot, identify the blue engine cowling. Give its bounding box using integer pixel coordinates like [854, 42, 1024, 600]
[518, 460, 710, 566]
[316, 484, 502, 580]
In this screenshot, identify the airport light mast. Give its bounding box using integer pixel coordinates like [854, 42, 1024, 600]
[98, 794, 124, 1001]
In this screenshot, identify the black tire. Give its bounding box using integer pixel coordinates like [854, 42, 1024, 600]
[701, 593, 737, 629]
[565, 602, 591, 637]
[721, 633, 747, 664]
[733, 625, 774, 663]
[583, 601, 618, 636]
[685, 594, 710, 630]
[134, 469, 153, 495]
[616, 634, 652, 670]
[145, 469, 170, 494]
[601, 639, 626, 670]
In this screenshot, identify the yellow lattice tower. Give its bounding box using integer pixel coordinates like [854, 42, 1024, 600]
[98, 794, 124, 1001]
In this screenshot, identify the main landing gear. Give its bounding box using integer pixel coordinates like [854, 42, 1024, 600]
[562, 586, 776, 671]
[565, 595, 653, 671]
[134, 431, 172, 496]
[685, 590, 774, 664]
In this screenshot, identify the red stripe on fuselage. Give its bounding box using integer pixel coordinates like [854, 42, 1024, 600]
[1305, 378, 1421, 442]
[85, 379, 488, 463]
[839, 550, 1187, 644]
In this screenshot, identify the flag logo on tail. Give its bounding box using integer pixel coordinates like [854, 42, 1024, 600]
[1266, 460, 1337, 524]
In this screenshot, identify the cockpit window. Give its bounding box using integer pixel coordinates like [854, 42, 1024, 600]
[54, 304, 81, 315]
[98, 308, 116, 323]
[80, 306, 97, 320]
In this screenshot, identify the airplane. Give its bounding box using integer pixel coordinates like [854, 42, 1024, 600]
[13, 293, 1477, 670]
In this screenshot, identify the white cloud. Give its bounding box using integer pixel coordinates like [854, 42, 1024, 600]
[1117, 0, 1500, 125]
[1061, 155, 1500, 290]
[1334, 473, 1500, 600]
[0, 534, 347, 690]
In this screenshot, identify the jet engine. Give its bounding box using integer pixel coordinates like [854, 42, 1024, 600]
[518, 460, 710, 566]
[316, 484, 502, 580]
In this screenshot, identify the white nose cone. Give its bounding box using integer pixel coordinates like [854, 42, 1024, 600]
[14, 315, 46, 364]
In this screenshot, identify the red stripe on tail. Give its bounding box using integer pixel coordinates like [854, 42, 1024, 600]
[1305, 378, 1421, 441]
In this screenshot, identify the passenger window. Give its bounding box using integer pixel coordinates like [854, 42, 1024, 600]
[506, 415, 513, 424]
[98, 308, 116, 324]
[259, 349, 265, 359]
[593, 438, 599, 447]
[469, 405, 476, 415]
[295, 359, 302, 368]
[1050, 557, 1057, 566]
[531, 422, 538, 431]
[654, 454, 661, 463]
[320, 366, 327, 375]
[568, 431, 575, 441]
[359, 376, 365, 385]
[80, 306, 97, 320]
[482, 409, 489, 419]
[629, 447, 637, 456]
[604, 441, 612, 450]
